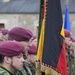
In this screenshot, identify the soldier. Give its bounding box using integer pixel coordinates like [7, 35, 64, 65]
[0, 32, 3, 42]
[0, 41, 25, 75]
[27, 44, 37, 75]
[64, 29, 75, 75]
[8, 26, 36, 75]
[1, 28, 9, 41]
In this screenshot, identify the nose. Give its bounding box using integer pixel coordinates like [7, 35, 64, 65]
[28, 42, 32, 47]
[21, 57, 25, 63]
[26, 43, 32, 51]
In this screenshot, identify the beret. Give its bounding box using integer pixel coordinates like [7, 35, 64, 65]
[64, 29, 71, 37]
[8, 27, 33, 41]
[0, 41, 24, 56]
[1, 28, 9, 35]
[28, 44, 37, 54]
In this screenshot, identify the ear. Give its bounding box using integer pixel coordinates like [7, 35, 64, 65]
[4, 56, 11, 64]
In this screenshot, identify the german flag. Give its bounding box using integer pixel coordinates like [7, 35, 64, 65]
[36, 0, 67, 75]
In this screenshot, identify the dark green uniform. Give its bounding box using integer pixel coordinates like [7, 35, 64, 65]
[0, 66, 14, 75]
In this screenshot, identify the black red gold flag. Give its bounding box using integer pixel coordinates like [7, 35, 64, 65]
[36, 0, 67, 75]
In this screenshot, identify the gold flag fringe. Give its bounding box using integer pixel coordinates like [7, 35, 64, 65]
[36, 61, 63, 75]
[41, 63, 62, 75]
[36, 61, 42, 75]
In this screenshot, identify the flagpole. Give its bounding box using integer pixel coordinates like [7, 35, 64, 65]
[36, 1, 44, 75]
[38, 0, 44, 42]
[66, 0, 68, 6]
[66, 0, 68, 9]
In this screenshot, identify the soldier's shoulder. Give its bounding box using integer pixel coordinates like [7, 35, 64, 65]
[0, 68, 10, 75]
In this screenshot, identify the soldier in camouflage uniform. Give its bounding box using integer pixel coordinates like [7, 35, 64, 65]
[8, 27, 36, 75]
[64, 29, 75, 75]
[26, 44, 37, 75]
[0, 41, 25, 75]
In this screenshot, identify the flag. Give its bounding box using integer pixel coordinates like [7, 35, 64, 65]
[36, 0, 67, 75]
[64, 5, 71, 32]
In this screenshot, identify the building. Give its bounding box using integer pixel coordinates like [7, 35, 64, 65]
[0, 0, 75, 38]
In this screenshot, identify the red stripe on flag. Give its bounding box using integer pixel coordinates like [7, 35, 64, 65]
[56, 40, 68, 75]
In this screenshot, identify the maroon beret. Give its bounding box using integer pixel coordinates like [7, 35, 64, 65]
[64, 29, 71, 37]
[0, 41, 24, 56]
[1, 28, 9, 35]
[28, 44, 37, 54]
[8, 27, 33, 41]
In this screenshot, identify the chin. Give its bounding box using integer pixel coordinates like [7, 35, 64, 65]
[18, 66, 24, 71]
[18, 68, 23, 71]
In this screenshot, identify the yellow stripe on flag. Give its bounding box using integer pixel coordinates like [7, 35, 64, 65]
[60, 25, 65, 37]
[36, 19, 45, 60]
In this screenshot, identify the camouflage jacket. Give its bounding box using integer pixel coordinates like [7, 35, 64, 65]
[23, 62, 36, 75]
[15, 62, 36, 75]
[15, 70, 27, 75]
[0, 66, 14, 75]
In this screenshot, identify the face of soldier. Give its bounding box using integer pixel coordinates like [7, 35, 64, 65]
[32, 38, 37, 45]
[0, 33, 3, 41]
[20, 41, 28, 56]
[10, 53, 25, 71]
[28, 54, 36, 64]
[65, 37, 74, 52]
[65, 37, 72, 45]
[2, 35, 8, 41]
[20, 40, 33, 55]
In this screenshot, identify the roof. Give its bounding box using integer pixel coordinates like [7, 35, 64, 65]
[0, 0, 40, 14]
[0, 0, 75, 14]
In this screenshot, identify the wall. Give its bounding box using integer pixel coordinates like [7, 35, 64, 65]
[0, 14, 39, 36]
[0, 14, 75, 39]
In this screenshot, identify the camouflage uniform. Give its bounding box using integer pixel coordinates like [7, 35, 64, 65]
[66, 44, 74, 75]
[23, 62, 36, 75]
[0, 66, 14, 75]
[15, 69, 27, 75]
[15, 62, 35, 75]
